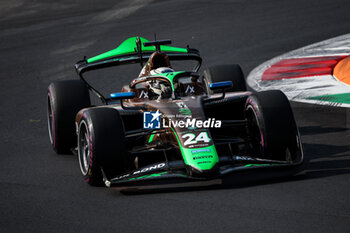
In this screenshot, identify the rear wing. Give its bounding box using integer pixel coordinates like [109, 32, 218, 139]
[74, 36, 202, 75]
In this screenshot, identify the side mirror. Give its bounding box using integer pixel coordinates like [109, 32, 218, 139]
[110, 92, 135, 99]
[205, 81, 233, 102]
[109, 92, 146, 110]
[209, 81, 233, 91]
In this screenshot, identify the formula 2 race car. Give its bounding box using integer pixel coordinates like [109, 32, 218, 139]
[47, 36, 303, 191]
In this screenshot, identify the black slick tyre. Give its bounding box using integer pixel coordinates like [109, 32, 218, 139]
[244, 90, 300, 161]
[47, 80, 90, 154]
[202, 64, 247, 94]
[77, 108, 127, 186]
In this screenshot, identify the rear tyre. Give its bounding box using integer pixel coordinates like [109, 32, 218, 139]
[244, 90, 301, 161]
[202, 64, 247, 94]
[77, 108, 127, 186]
[47, 80, 90, 154]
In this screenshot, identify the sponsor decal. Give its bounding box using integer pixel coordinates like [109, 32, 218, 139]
[193, 155, 213, 160]
[197, 161, 211, 164]
[139, 90, 148, 98]
[143, 111, 221, 129]
[175, 102, 188, 109]
[175, 102, 192, 116]
[143, 110, 161, 129]
[232, 155, 254, 161]
[179, 108, 192, 115]
[185, 85, 195, 94]
[182, 132, 211, 146]
[113, 163, 166, 180]
[163, 118, 221, 128]
[133, 163, 166, 175]
[191, 148, 211, 154]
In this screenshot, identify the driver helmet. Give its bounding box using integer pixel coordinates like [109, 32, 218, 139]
[150, 67, 175, 75]
[148, 79, 172, 100]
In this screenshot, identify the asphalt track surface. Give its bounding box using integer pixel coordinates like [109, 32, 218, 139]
[1, 0, 350, 232]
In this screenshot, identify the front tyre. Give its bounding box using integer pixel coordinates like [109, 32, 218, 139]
[77, 108, 127, 186]
[245, 90, 301, 162]
[202, 64, 247, 94]
[47, 80, 90, 154]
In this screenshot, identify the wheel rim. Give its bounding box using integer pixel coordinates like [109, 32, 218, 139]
[47, 93, 54, 146]
[78, 121, 90, 176]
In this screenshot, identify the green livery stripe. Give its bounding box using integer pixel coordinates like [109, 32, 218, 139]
[159, 71, 186, 79]
[87, 37, 188, 63]
[128, 172, 168, 180]
[183, 145, 219, 170]
[152, 71, 185, 91]
[148, 134, 155, 143]
[307, 93, 350, 104]
[244, 164, 269, 167]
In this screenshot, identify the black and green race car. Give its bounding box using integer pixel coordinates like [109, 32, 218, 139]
[47, 36, 304, 191]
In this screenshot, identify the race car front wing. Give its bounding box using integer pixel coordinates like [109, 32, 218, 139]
[107, 154, 304, 192]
